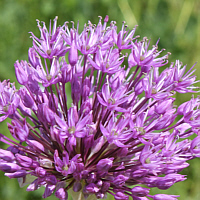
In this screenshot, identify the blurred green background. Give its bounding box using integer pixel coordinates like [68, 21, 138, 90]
[0, 0, 200, 199]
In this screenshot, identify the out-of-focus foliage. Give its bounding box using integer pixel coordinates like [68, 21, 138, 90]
[0, 0, 199, 199]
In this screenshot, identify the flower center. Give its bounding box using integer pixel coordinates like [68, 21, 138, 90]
[68, 126, 76, 134]
[46, 74, 52, 81]
[138, 127, 145, 135]
[106, 63, 110, 69]
[152, 88, 157, 94]
[3, 105, 9, 112]
[86, 45, 90, 51]
[145, 158, 151, 164]
[140, 55, 145, 61]
[47, 49, 52, 55]
[108, 98, 116, 104]
[112, 129, 118, 136]
[63, 165, 69, 171]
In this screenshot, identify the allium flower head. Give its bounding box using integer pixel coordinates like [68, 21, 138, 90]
[0, 16, 200, 200]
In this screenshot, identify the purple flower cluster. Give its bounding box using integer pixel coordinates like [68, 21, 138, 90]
[0, 16, 200, 200]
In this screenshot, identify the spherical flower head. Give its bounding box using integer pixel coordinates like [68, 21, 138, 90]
[0, 16, 199, 200]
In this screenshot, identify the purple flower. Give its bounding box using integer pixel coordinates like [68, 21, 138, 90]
[0, 162, 21, 173]
[0, 80, 19, 122]
[88, 48, 124, 74]
[30, 17, 68, 59]
[96, 158, 113, 172]
[55, 188, 68, 200]
[128, 38, 169, 73]
[0, 16, 199, 200]
[151, 194, 180, 200]
[114, 192, 129, 200]
[0, 149, 15, 162]
[113, 22, 137, 51]
[14, 60, 29, 85]
[131, 186, 150, 197]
